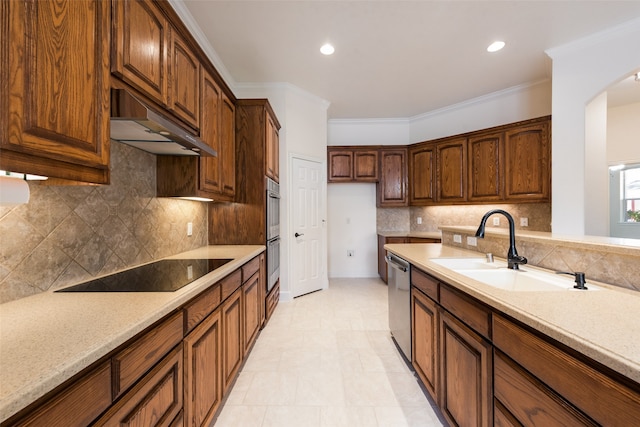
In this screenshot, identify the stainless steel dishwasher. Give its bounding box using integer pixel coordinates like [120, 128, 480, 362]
[386, 252, 411, 361]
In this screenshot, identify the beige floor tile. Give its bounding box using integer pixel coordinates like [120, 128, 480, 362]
[213, 278, 443, 427]
[320, 405, 378, 427]
[262, 406, 321, 427]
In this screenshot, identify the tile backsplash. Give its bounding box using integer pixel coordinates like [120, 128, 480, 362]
[0, 142, 208, 303]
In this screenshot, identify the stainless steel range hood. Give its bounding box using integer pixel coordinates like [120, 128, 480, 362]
[110, 89, 216, 156]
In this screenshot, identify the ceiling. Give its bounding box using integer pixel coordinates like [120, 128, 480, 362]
[180, 1, 640, 119]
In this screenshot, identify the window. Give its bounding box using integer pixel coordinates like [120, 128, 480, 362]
[620, 164, 640, 222]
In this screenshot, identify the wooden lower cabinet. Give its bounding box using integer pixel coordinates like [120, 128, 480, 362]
[411, 289, 439, 402]
[222, 288, 243, 394]
[94, 346, 184, 427]
[265, 280, 280, 323]
[440, 310, 493, 427]
[243, 271, 261, 356]
[183, 310, 222, 427]
[378, 236, 440, 283]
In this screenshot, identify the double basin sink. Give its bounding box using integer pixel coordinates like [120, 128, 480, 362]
[431, 258, 599, 292]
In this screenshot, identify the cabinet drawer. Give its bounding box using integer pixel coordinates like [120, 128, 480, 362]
[493, 315, 640, 427]
[440, 284, 491, 339]
[95, 346, 183, 427]
[113, 312, 184, 398]
[494, 351, 597, 426]
[242, 256, 260, 283]
[220, 269, 242, 302]
[411, 267, 439, 301]
[183, 284, 222, 334]
[10, 362, 111, 427]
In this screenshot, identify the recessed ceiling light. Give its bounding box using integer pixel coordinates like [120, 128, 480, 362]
[320, 43, 335, 55]
[487, 41, 505, 53]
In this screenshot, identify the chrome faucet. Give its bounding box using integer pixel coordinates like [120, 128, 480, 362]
[475, 209, 528, 270]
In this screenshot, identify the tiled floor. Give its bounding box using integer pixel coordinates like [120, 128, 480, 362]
[214, 278, 444, 427]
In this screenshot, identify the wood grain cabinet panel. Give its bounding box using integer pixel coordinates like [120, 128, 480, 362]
[222, 288, 243, 394]
[168, 29, 199, 129]
[94, 346, 183, 427]
[242, 271, 261, 356]
[328, 150, 354, 181]
[354, 151, 379, 181]
[8, 362, 111, 427]
[409, 144, 436, 205]
[1, 0, 111, 184]
[377, 148, 408, 207]
[113, 312, 184, 399]
[183, 309, 222, 427]
[266, 113, 280, 183]
[411, 289, 439, 403]
[111, 0, 169, 106]
[468, 132, 503, 202]
[440, 310, 492, 427]
[436, 138, 467, 203]
[327, 147, 378, 182]
[504, 121, 550, 201]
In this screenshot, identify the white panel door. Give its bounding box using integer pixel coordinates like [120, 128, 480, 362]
[292, 157, 325, 297]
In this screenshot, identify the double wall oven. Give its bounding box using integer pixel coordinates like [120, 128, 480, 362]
[266, 178, 280, 292]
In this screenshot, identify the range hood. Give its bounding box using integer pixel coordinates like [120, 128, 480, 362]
[110, 89, 216, 156]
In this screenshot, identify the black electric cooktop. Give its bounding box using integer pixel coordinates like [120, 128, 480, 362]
[56, 258, 232, 292]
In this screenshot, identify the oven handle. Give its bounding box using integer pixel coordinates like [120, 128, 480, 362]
[268, 192, 280, 199]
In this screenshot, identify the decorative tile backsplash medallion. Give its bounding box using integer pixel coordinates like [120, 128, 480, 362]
[0, 142, 208, 303]
[440, 227, 640, 292]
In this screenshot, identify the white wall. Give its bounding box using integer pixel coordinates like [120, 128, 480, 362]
[327, 183, 378, 277]
[328, 119, 410, 146]
[235, 83, 330, 301]
[608, 102, 640, 165]
[585, 92, 609, 235]
[546, 17, 640, 236]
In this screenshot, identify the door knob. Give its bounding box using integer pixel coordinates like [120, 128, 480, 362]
[295, 232, 304, 237]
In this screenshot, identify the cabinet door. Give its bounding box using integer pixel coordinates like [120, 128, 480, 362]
[468, 132, 503, 202]
[199, 69, 223, 195]
[328, 150, 354, 182]
[184, 310, 222, 427]
[169, 29, 200, 129]
[412, 289, 439, 403]
[94, 346, 183, 427]
[504, 120, 550, 201]
[222, 288, 243, 394]
[437, 138, 467, 203]
[354, 150, 379, 181]
[1, 0, 110, 184]
[377, 148, 408, 207]
[266, 113, 279, 182]
[440, 310, 492, 427]
[242, 271, 261, 356]
[220, 92, 236, 198]
[409, 144, 436, 205]
[111, 0, 168, 106]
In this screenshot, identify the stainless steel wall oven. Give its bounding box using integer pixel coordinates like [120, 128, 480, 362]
[266, 178, 280, 291]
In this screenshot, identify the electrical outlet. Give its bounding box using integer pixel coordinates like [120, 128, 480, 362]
[417, 217, 422, 224]
[520, 217, 529, 227]
[493, 217, 500, 226]
[467, 236, 477, 246]
[347, 250, 355, 257]
[453, 234, 462, 243]
[187, 222, 193, 236]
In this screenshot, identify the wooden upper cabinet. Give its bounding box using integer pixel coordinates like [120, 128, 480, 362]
[377, 148, 408, 207]
[437, 138, 467, 203]
[199, 70, 223, 195]
[505, 120, 550, 201]
[327, 147, 379, 182]
[1, 0, 111, 184]
[468, 132, 503, 202]
[409, 144, 436, 205]
[220, 93, 236, 197]
[111, 0, 169, 106]
[266, 113, 280, 182]
[168, 28, 200, 130]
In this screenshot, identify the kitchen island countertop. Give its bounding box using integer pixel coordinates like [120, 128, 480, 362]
[385, 243, 640, 385]
[0, 245, 264, 423]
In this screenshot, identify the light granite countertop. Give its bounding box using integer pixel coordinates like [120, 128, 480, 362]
[378, 231, 442, 239]
[0, 245, 264, 423]
[384, 243, 640, 384]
